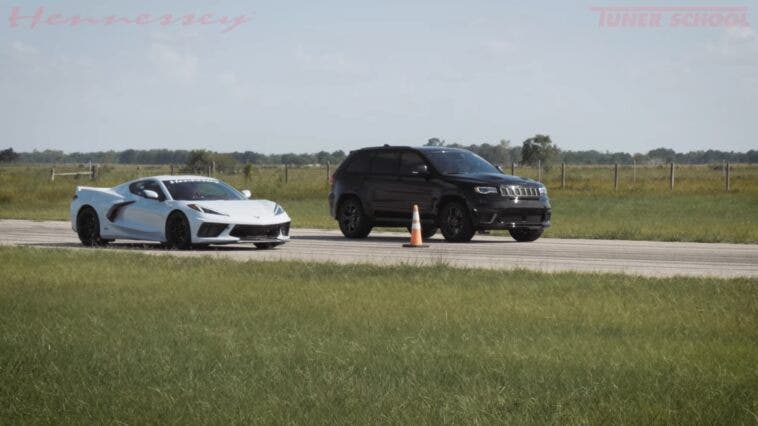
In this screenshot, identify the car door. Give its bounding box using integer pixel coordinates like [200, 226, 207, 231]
[117, 179, 172, 240]
[365, 151, 400, 218]
[394, 151, 437, 219]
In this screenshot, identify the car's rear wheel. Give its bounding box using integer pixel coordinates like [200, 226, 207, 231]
[509, 228, 544, 242]
[77, 207, 109, 247]
[166, 211, 192, 250]
[439, 201, 475, 242]
[338, 197, 372, 239]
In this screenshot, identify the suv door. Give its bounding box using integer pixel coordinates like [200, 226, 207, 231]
[365, 151, 400, 218]
[394, 151, 436, 219]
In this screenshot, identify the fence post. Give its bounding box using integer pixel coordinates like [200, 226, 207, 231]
[725, 162, 731, 192]
[90, 164, 97, 180]
[284, 164, 289, 183]
[137, 165, 141, 178]
[614, 163, 619, 190]
[669, 162, 675, 191]
[538, 160, 542, 182]
[326, 162, 330, 183]
[511, 162, 515, 175]
[170, 164, 174, 175]
[561, 163, 566, 189]
[50, 168, 55, 182]
[632, 160, 636, 184]
[212, 161, 216, 176]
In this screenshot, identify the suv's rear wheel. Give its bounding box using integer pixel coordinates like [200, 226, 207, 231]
[439, 201, 475, 242]
[338, 197, 372, 238]
[509, 228, 544, 242]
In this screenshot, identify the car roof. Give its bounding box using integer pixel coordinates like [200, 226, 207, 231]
[137, 175, 218, 181]
[352, 145, 469, 154]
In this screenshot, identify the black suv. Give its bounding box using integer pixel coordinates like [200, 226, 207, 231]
[328, 146, 551, 242]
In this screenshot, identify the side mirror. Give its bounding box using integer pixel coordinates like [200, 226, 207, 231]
[241, 189, 252, 199]
[411, 164, 429, 175]
[143, 189, 159, 200]
[496, 166, 505, 174]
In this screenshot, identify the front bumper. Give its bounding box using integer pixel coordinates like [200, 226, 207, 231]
[470, 197, 551, 230]
[191, 220, 291, 245]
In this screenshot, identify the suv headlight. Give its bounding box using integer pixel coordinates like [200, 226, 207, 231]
[274, 204, 285, 215]
[474, 186, 499, 195]
[538, 185, 548, 196]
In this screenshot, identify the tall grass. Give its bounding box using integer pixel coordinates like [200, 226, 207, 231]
[0, 247, 756, 423]
[0, 164, 756, 242]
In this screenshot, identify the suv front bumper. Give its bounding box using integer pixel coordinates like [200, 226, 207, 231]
[470, 197, 551, 230]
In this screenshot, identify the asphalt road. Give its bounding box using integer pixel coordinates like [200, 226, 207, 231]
[1, 219, 757, 278]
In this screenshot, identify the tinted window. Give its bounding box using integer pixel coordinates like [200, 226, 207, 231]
[345, 151, 371, 173]
[399, 152, 427, 175]
[163, 180, 245, 201]
[129, 180, 166, 201]
[425, 150, 500, 175]
[370, 152, 399, 174]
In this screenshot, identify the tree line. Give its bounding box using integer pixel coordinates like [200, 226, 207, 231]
[2, 142, 756, 167]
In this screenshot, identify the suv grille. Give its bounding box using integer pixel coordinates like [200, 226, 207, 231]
[230, 222, 290, 240]
[500, 185, 540, 199]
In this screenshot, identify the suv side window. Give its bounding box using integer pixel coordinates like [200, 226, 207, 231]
[129, 180, 166, 201]
[370, 151, 399, 174]
[398, 152, 427, 175]
[345, 151, 371, 173]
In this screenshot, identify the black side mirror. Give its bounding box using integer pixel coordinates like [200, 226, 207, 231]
[411, 164, 429, 175]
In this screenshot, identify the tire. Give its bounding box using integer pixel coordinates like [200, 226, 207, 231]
[406, 225, 438, 240]
[509, 228, 544, 242]
[165, 211, 192, 250]
[337, 197, 372, 239]
[254, 243, 281, 250]
[439, 201, 475, 242]
[76, 207, 109, 247]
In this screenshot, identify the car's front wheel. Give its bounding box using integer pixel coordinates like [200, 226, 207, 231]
[439, 201, 475, 242]
[509, 228, 544, 242]
[165, 211, 192, 250]
[77, 207, 110, 247]
[338, 197, 372, 239]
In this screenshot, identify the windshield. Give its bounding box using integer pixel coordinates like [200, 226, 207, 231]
[425, 150, 501, 175]
[162, 179, 245, 201]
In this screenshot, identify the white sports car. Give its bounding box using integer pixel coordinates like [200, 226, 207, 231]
[70, 175, 291, 249]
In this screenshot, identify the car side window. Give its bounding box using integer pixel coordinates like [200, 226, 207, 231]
[370, 152, 399, 175]
[345, 151, 371, 173]
[398, 152, 427, 175]
[129, 180, 166, 201]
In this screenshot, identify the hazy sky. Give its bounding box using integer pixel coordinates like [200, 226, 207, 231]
[1, 0, 756, 154]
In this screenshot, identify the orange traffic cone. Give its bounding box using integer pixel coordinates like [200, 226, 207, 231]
[403, 204, 429, 248]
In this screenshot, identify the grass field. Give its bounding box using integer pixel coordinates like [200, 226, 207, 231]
[0, 247, 756, 423]
[1, 163, 757, 243]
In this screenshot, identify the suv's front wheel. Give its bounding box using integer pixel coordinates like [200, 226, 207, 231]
[509, 228, 544, 242]
[338, 197, 372, 239]
[439, 201, 475, 242]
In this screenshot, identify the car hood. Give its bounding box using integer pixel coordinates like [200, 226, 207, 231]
[445, 172, 540, 186]
[180, 199, 280, 219]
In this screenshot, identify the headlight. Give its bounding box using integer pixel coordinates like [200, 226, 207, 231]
[274, 204, 285, 215]
[538, 186, 548, 196]
[474, 186, 499, 195]
[187, 204, 227, 216]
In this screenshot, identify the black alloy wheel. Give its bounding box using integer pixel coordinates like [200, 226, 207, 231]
[166, 212, 192, 250]
[439, 201, 475, 242]
[338, 197, 372, 238]
[77, 207, 109, 247]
